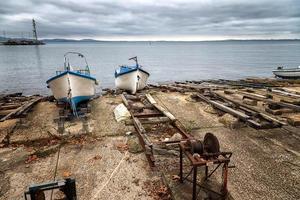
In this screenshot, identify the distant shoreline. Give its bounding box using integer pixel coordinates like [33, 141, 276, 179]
[42, 39, 300, 43]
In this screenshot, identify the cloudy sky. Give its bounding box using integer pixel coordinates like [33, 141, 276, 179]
[0, 0, 299, 41]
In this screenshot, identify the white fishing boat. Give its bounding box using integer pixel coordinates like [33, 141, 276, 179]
[115, 57, 150, 94]
[46, 52, 97, 115]
[272, 66, 300, 79]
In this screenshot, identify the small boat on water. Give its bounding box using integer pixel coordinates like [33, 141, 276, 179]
[46, 52, 97, 115]
[273, 66, 300, 79]
[115, 56, 150, 94]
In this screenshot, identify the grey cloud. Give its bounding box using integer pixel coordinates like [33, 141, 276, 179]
[0, 0, 299, 40]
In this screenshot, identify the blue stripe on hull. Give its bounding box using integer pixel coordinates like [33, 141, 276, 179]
[58, 95, 92, 108]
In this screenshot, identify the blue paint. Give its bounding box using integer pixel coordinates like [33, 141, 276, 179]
[58, 96, 92, 107]
[46, 70, 97, 84]
[115, 65, 149, 78]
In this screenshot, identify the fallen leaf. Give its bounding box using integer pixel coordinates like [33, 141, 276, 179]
[62, 171, 72, 178]
[25, 154, 38, 164]
[115, 143, 129, 152]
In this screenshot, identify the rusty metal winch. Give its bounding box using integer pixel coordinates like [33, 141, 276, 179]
[179, 133, 233, 200]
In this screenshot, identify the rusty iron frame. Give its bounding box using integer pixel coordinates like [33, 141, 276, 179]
[122, 93, 192, 168]
[179, 141, 232, 200]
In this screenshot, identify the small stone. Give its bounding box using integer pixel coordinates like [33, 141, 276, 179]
[125, 131, 132, 136]
[169, 133, 182, 141]
[127, 137, 143, 153]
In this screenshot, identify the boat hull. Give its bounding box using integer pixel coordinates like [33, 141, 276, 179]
[273, 69, 300, 79]
[115, 69, 149, 94]
[47, 71, 96, 106]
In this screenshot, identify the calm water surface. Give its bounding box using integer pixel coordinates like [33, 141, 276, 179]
[0, 41, 300, 95]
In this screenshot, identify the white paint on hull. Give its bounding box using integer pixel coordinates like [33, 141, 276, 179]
[115, 69, 149, 94]
[273, 70, 300, 78]
[48, 72, 96, 100]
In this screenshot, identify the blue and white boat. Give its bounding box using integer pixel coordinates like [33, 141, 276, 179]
[46, 52, 97, 114]
[115, 57, 150, 94]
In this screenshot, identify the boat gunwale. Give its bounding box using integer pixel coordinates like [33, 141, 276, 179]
[46, 70, 97, 84]
[115, 66, 150, 78]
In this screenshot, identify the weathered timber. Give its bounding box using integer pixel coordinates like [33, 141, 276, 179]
[121, 94, 130, 107]
[265, 108, 294, 115]
[133, 112, 163, 117]
[125, 117, 170, 125]
[157, 85, 189, 93]
[0, 97, 43, 122]
[0, 109, 17, 116]
[145, 94, 176, 121]
[173, 83, 207, 92]
[132, 117, 153, 146]
[241, 92, 300, 111]
[0, 93, 22, 100]
[213, 91, 286, 126]
[195, 94, 250, 120]
[269, 88, 300, 98]
[287, 115, 300, 126]
[0, 104, 22, 110]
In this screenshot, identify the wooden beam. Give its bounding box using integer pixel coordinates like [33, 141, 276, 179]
[125, 117, 170, 125]
[121, 94, 129, 107]
[195, 94, 250, 120]
[0, 97, 42, 122]
[145, 94, 176, 121]
[240, 92, 300, 111]
[213, 91, 286, 126]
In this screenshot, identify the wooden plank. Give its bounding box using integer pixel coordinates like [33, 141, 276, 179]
[132, 117, 152, 146]
[125, 117, 170, 125]
[240, 91, 267, 99]
[287, 115, 300, 126]
[0, 97, 42, 122]
[0, 104, 22, 110]
[213, 91, 286, 126]
[133, 112, 163, 118]
[195, 94, 250, 120]
[121, 94, 129, 107]
[270, 89, 300, 98]
[240, 92, 300, 111]
[145, 94, 176, 121]
[0, 109, 17, 116]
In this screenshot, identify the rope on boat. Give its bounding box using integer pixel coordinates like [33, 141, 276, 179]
[66, 73, 79, 117]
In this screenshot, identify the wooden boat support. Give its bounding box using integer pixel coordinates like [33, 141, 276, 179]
[121, 92, 192, 168]
[0, 95, 45, 122]
[239, 91, 300, 111]
[193, 92, 282, 129]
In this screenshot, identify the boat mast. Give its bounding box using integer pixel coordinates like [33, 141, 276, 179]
[32, 19, 38, 41]
[129, 56, 139, 67]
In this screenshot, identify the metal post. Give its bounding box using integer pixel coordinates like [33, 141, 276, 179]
[32, 19, 38, 41]
[193, 166, 197, 200]
[222, 162, 228, 197]
[179, 145, 183, 182]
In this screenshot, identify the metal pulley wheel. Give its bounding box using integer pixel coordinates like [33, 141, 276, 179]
[203, 132, 220, 154]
